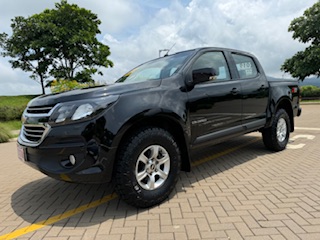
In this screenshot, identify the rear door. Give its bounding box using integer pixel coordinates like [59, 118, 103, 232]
[187, 51, 243, 145]
[231, 53, 269, 128]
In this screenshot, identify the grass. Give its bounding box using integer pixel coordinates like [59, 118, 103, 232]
[0, 126, 12, 142]
[0, 95, 35, 142]
[0, 121, 21, 140]
[0, 95, 37, 122]
[0, 120, 22, 131]
[301, 100, 320, 103]
[0, 95, 37, 107]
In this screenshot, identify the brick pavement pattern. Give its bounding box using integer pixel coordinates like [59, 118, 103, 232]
[0, 104, 319, 240]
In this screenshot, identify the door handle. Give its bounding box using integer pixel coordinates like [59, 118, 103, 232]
[230, 88, 240, 95]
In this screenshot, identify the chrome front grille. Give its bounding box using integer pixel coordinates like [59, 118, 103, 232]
[26, 105, 54, 114]
[20, 104, 55, 145]
[23, 125, 46, 142]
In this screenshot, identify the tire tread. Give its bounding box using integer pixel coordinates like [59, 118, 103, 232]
[115, 127, 180, 208]
[262, 109, 290, 151]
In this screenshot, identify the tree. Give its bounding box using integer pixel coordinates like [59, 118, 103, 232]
[0, 17, 52, 94]
[281, 1, 320, 80]
[0, 0, 113, 94]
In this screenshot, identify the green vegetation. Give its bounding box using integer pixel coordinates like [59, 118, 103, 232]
[0, 121, 21, 142]
[50, 79, 98, 93]
[0, 126, 12, 143]
[0, 95, 36, 121]
[0, 120, 22, 131]
[301, 99, 320, 103]
[281, 2, 320, 80]
[0, 95, 36, 107]
[0, 0, 113, 94]
[0, 95, 35, 143]
[0, 105, 25, 121]
[300, 85, 320, 98]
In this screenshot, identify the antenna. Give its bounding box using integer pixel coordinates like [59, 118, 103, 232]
[159, 49, 170, 57]
[164, 43, 176, 57]
[158, 43, 176, 57]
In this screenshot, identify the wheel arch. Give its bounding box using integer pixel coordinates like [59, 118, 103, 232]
[268, 97, 294, 132]
[114, 113, 191, 173]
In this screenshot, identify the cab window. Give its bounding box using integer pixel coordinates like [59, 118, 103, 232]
[232, 54, 258, 79]
[192, 52, 231, 81]
[117, 50, 194, 83]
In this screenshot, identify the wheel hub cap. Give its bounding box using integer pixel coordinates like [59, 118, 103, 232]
[147, 162, 156, 173]
[277, 118, 287, 142]
[135, 145, 170, 190]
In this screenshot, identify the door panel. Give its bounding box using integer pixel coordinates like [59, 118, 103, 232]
[241, 77, 269, 125]
[231, 53, 269, 126]
[188, 80, 242, 144]
[187, 51, 244, 144]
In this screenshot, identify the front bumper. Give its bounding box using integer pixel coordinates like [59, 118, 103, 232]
[18, 119, 117, 183]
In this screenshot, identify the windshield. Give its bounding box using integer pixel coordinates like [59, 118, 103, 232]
[116, 50, 194, 83]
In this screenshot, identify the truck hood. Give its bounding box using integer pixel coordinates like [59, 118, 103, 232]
[28, 80, 161, 107]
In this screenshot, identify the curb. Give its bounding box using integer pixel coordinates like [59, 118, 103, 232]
[300, 102, 320, 105]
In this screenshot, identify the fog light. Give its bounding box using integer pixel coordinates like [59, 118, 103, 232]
[69, 155, 76, 165]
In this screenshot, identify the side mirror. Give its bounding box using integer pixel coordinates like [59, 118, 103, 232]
[192, 68, 217, 84]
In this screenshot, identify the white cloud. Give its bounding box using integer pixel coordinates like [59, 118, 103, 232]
[0, 59, 43, 95]
[0, 0, 144, 38]
[66, 0, 144, 35]
[0, 1, 55, 34]
[102, 0, 315, 81]
[0, 0, 145, 93]
[0, 0, 317, 95]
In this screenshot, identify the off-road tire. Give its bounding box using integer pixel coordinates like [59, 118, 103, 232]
[262, 109, 290, 151]
[115, 127, 181, 208]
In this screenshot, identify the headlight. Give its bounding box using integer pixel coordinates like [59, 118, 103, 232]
[50, 95, 119, 124]
[56, 105, 75, 123]
[71, 103, 94, 121]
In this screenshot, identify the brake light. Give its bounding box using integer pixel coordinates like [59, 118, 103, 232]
[291, 87, 298, 93]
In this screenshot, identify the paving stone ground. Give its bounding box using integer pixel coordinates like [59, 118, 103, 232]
[0, 104, 319, 240]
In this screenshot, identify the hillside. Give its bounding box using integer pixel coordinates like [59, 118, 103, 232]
[267, 76, 320, 87]
[300, 77, 320, 87]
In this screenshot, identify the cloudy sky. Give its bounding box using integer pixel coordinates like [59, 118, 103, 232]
[0, 0, 316, 95]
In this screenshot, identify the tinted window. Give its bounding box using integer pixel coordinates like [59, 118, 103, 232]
[117, 50, 194, 83]
[232, 54, 258, 79]
[192, 52, 231, 81]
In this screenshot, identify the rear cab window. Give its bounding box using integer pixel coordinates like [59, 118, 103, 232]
[232, 53, 258, 79]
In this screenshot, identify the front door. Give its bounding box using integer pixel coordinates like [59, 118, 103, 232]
[187, 51, 242, 146]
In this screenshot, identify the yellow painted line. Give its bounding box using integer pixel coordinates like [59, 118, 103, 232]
[0, 137, 259, 239]
[0, 193, 118, 240]
[191, 138, 260, 167]
[60, 173, 72, 182]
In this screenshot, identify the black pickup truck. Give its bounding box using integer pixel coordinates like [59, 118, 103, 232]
[18, 47, 301, 207]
